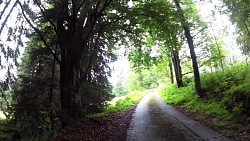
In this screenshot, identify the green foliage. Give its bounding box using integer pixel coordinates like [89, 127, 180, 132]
[201, 63, 250, 122]
[201, 63, 247, 99]
[112, 81, 127, 96]
[182, 76, 193, 86]
[159, 84, 231, 126]
[124, 71, 143, 92]
[108, 91, 142, 111]
[88, 90, 147, 118]
[200, 37, 227, 72]
[12, 40, 60, 137]
[124, 68, 159, 92]
[222, 0, 250, 54]
[0, 89, 13, 119]
[160, 63, 250, 127]
[159, 83, 196, 105]
[126, 0, 181, 71]
[1, 0, 248, 139]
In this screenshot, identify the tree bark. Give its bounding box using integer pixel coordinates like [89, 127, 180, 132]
[169, 61, 174, 84]
[56, 0, 83, 121]
[171, 49, 183, 87]
[174, 0, 203, 97]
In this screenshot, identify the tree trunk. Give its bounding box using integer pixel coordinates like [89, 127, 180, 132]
[169, 61, 174, 84]
[48, 46, 57, 129]
[174, 0, 203, 97]
[56, 1, 83, 124]
[171, 49, 183, 87]
[56, 1, 107, 120]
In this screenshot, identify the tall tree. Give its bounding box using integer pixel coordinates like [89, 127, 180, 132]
[126, 0, 186, 87]
[16, 0, 116, 119]
[173, 0, 203, 97]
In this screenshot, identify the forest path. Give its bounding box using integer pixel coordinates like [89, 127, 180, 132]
[126, 92, 233, 141]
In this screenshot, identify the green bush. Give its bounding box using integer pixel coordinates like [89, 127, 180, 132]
[159, 84, 196, 105]
[201, 63, 250, 118]
[159, 84, 231, 127]
[159, 63, 250, 127]
[201, 63, 248, 99]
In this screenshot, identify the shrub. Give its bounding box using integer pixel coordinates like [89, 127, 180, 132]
[159, 62, 250, 126]
[159, 84, 196, 105]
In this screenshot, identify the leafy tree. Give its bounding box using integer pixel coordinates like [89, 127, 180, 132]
[112, 81, 127, 96]
[173, 0, 203, 97]
[13, 0, 129, 123]
[126, 0, 206, 96]
[171, 49, 183, 87]
[124, 68, 159, 92]
[0, 2, 138, 138]
[221, 0, 250, 55]
[199, 36, 227, 72]
[13, 39, 60, 135]
[125, 0, 185, 88]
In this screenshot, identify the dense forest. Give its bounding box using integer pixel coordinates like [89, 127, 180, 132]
[0, 0, 249, 140]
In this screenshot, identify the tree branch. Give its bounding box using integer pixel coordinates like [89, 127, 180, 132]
[193, 27, 207, 39]
[244, 22, 250, 37]
[34, 0, 57, 33]
[96, 0, 112, 17]
[0, 0, 12, 20]
[82, 27, 103, 80]
[182, 71, 192, 76]
[17, 0, 61, 65]
[76, 0, 86, 14]
[0, 0, 17, 36]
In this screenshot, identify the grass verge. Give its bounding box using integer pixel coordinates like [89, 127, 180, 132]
[88, 90, 148, 118]
[159, 84, 235, 128]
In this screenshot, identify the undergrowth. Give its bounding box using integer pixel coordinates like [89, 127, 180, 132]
[159, 63, 250, 129]
[159, 84, 234, 129]
[88, 90, 148, 118]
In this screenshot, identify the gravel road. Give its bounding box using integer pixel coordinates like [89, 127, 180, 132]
[126, 92, 233, 141]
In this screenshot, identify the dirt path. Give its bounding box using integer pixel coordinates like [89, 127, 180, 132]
[126, 92, 233, 141]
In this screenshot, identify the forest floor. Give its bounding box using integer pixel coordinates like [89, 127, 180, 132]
[52, 93, 249, 141]
[52, 106, 136, 141]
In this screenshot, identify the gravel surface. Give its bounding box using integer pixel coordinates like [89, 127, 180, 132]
[126, 92, 233, 141]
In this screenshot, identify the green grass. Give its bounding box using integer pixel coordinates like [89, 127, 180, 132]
[159, 83, 233, 128]
[88, 90, 148, 118]
[159, 83, 197, 105]
[159, 63, 250, 127]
